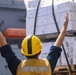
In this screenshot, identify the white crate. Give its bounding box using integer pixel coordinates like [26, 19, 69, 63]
[27, 8, 36, 18]
[62, 37, 76, 65]
[26, 10, 76, 26]
[38, 36, 76, 65]
[26, 20, 76, 35]
[27, 1, 76, 18]
[58, 21, 76, 31]
[27, 6, 49, 18]
[28, 0, 53, 8]
[56, 11, 76, 23]
[26, 1, 76, 36]
[39, 42, 54, 59]
[57, 36, 76, 66]
[28, 0, 39, 8]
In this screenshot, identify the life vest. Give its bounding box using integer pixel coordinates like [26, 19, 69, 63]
[16, 58, 52, 75]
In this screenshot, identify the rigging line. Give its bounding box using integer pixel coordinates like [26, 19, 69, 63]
[33, 0, 41, 35]
[52, 0, 72, 74]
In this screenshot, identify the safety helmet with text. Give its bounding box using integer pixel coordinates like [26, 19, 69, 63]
[21, 35, 42, 56]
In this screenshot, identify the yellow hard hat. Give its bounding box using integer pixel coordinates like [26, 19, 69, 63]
[21, 35, 42, 56]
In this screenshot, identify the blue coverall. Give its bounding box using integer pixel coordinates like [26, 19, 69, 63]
[0, 45, 62, 75]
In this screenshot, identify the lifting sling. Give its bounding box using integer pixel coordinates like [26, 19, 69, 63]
[51, 0, 73, 74]
[33, 0, 41, 35]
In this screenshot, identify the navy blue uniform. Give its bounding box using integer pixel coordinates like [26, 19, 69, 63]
[0, 45, 62, 75]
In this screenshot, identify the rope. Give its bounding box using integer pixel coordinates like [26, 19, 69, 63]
[33, 0, 41, 35]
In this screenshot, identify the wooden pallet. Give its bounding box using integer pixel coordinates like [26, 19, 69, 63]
[54, 65, 76, 71]
[37, 30, 76, 42]
[53, 65, 76, 75]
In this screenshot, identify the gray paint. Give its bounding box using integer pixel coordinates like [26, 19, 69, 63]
[0, 0, 26, 9]
[0, 8, 26, 32]
[0, 45, 26, 75]
[0, 0, 26, 75]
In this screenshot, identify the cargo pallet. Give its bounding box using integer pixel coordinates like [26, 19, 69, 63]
[37, 30, 76, 42]
[53, 65, 76, 75]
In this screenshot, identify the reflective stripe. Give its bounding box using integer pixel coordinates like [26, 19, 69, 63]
[20, 66, 48, 72]
[16, 59, 52, 75]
